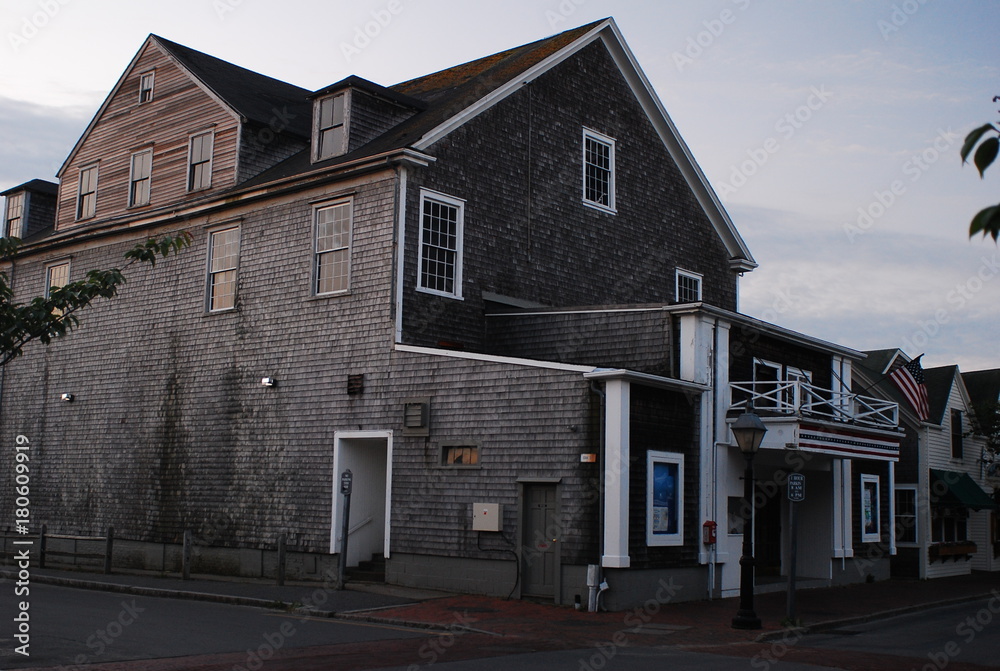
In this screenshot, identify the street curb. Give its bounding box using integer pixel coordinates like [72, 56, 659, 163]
[333, 610, 505, 637]
[755, 591, 998, 642]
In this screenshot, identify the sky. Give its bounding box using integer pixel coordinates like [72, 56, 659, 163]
[1, 0, 998, 372]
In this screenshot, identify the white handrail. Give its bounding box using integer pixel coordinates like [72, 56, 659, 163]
[731, 380, 898, 428]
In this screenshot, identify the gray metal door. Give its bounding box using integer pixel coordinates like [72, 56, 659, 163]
[522, 484, 558, 597]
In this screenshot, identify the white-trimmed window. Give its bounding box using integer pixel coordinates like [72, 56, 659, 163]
[46, 260, 70, 316]
[647, 450, 684, 546]
[314, 200, 352, 295]
[583, 128, 616, 212]
[139, 71, 155, 104]
[861, 474, 881, 543]
[675, 269, 702, 303]
[785, 366, 812, 409]
[76, 165, 98, 220]
[752, 358, 782, 409]
[5, 192, 24, 238]
[951, 409, 964, 459]
[314, 93, 347, 161]
[207, 227, 240, 312]
[129, 150, 152, 207]
[418, 190, 464, 298]
[188, 132, 214, 191]
[894, 487, 917, 545]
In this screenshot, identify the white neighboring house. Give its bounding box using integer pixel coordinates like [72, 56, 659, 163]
[857, 351, 999, 579]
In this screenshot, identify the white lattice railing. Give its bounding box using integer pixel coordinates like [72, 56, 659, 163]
[730, 380, 898, 428]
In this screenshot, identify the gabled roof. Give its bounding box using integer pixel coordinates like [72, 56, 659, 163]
[924, 365, 960, 426]
[963, 368, 1000, 409]
[152, 36, 313, 138]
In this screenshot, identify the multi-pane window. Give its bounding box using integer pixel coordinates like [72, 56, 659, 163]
[207, 227, 239, 311]
[314, 201, 352, 295]
[894, 488, 917, 544]
[139, 71, 154, 103]
[129, 150, 152, 207]
[442, 444, 479, 466]
[316, 94, 346, 161]
[5, 193, 24, 238]
[676, 269, 702, 303]
[46, 261, 69, 316]
[931, 509, 968, 543]
[188, 132, 213, 191]
[77, 165, 98, 219]
[418, 191, 464, 297]
[951, 409, 964, 459]
[583, 128, 615, 211]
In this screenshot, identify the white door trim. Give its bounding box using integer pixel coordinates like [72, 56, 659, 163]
[331, 430, 393, 558]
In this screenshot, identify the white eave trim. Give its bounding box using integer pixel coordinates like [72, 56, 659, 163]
[395, 344, 596, 373]
[412, 18, 756, 271]
[585, 368, 710, 393]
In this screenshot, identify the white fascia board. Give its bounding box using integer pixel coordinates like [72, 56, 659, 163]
[584, 368, 710, 394]
[394, 344, 596, 373]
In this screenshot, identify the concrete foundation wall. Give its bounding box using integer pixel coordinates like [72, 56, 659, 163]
[387, 552, 517, 597]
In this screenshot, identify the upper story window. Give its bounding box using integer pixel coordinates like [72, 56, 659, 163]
[314, 200, 352, 295]
[139, 71, 155, 104]
[417, 189, 464, 299]
[188, 132, 214, 191]
[951, 408, 964, 459]
[76, 165, 98, 220]
[129, 150, 152, 207]
[583, 128, 616, 212]
[46, 260, 70, 316]
[314, 93, 347, 161]
[5, 193, 24, 238]
[675, 269, 702, 303]
[207, 226, 240, 312]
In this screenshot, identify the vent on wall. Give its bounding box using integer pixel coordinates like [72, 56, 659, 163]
[347, 374, 364, 395]
[402, 398, 430, 436]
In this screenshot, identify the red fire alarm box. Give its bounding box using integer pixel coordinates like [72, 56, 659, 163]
[702, 520, 717, 545]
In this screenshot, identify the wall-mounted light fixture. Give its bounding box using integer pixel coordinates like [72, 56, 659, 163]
[60, 393, 74, 402]
[260, 377, 276, 387]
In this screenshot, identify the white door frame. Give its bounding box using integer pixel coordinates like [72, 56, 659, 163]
[331, 430, 393, 559]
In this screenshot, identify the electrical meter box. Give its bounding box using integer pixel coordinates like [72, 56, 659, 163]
[472, 502, 502, 532]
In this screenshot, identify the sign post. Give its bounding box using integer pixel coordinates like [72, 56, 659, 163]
[337, 469, 353, 590]
[787, 473, 805, 623]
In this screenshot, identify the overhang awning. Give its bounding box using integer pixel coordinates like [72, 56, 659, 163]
[930, 469, 998, 511]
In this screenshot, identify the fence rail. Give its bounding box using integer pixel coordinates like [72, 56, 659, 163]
[730, 380, 899, 428]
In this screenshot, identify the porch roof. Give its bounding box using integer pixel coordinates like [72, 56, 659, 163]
[930, 469, 998, 511]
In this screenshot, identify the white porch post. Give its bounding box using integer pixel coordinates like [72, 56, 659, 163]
[833, 459, 854, 559]
[888, 461, 897, 556]
[603, 379, 631, 568]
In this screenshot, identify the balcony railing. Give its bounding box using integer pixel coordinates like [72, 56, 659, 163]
[730, 380, 898, 429]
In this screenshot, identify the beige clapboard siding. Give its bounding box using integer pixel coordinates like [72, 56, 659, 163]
[57, 42, 239, 230]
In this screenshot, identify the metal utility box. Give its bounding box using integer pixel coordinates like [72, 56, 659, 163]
[472, 503, 502, 532]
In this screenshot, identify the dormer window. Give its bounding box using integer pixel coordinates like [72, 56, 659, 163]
[4, 192, 24, 238]
[314, 93, 347, 161]
[139, 71, 154, 103]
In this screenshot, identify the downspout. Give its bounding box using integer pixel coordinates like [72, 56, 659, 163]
[589, 380, 606, 612]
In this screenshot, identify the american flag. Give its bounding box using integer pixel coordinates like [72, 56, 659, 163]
[889, 355, 930, 422]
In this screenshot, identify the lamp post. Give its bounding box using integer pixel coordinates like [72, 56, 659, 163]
[731, 404, 767, 630]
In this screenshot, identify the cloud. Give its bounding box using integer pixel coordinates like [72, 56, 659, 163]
[0, 95, 89, 190]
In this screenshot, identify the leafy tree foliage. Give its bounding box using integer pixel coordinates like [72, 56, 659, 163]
[0, 232, 191, 367]
[961, 96, 1000, 241]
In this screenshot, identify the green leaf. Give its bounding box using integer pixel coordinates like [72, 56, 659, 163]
[969, 204, 1000, 240]
[961, 123, 997, 164]
[974, 137, 1000, 178]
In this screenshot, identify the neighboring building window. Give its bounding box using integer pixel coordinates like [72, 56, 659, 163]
[129, 150, 152, 207]
[727, 496, 748, 535]
[46, 261, 70, 316]
[77, 165, 98, 219]
[315, 93, 346, 161]
[139, 71, 155, 103]
[647, 450, 684, 546]
[951, 409, 964, 459]
[418, 190, 464, 298]
[5, 192, 24, 238]
[314, 201, 352, 295]
[861, 474, 881, 543]
[207, 227, 239, 311]
[931, 508, 969, 543]
[675, 269, 702, 303]
[188, 132, 214, 191]
[441, 443, 479, 467]
[894, 487, 917, 544]
[582, 128, 616, 212]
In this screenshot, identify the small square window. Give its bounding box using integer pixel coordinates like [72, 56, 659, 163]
[675, 269, 702, 303]
[442, 444, 479, 467]
[139, 71, 154, 103]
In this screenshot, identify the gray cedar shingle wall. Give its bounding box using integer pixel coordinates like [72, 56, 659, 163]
[401, 41, 738, 351]
[0, 174, 399, 552]
[348, 90, 419, 154]
[485, 309, 673, 374]
[236, 123, 309, 184]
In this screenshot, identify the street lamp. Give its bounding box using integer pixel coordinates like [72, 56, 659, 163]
[731, 404, 767, 630]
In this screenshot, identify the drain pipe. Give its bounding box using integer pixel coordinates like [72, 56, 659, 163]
[589, 381, 606, 613]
